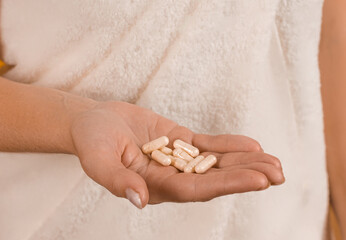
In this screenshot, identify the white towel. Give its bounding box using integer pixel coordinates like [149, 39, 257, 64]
[0, 0, 328, 239]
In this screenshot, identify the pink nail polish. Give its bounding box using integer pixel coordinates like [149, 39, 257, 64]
[125, 188, 142, 209]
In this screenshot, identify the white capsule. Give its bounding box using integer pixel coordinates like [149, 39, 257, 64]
[151, 150, 171, 166]
[172, 157, 188, 171]
[173, 139, 199, 157]
[169, 155, 176, 165]
[141, 136, 169, 154]
[173, 148, 194, 162]
[160, 147, 173, 155]
[195, 155, 217, 174]
[184, 155, 205, 173]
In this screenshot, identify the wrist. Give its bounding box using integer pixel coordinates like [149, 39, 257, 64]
[62, 93, 98, 155]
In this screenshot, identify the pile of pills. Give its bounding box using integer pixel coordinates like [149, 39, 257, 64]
[141, 136, 217, 174]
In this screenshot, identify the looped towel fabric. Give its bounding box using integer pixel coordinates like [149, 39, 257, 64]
[0, 0, 328, 239]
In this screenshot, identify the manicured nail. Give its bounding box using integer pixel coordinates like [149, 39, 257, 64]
[125, 188, 142, 209]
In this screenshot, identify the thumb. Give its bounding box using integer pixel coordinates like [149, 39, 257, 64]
[107, 164, 149, 209]
[78, 141, 149, 209]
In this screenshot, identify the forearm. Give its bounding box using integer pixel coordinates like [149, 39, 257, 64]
[320, 0, 346, 236]
[0, 77, 97, 154]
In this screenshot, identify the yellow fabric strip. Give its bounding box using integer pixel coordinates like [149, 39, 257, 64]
[0, 60, 5, 68]
[0, 60, 11, 75]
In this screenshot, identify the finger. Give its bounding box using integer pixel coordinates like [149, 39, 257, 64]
[206, 152, 282, 169]
[165, 125, 194, 149]
[157, 169, 270, 203]
[224, 162, 285, 185]
[79, 141, 149, 209]
[192, 134, 262, 153]
[164, 125, 262, 153]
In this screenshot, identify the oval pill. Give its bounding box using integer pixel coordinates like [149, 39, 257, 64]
[184, 155, 205, 173]
[141, 136, 169, 154]
[151, 150, 171, 166]
[195, 155, 217, 174]
[173, 139, 199, 157]
[169, 155, 176, 165]
[160, 147, 173, 155]
[172, 157, 188, 171]
[173, 148, 194, 162]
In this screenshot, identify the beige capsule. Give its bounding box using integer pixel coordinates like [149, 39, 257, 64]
[160, 147, 173, 155]
[195, 155, 217, 174]
[169, 155, 176, 165]
[172, 157, 188, 171]
[173, 148, 194, 162]
[173, 139, 199, 157]
[184, 155, 205, 173]
[151, 150, 171, 166]
[141, 136, 169, 154]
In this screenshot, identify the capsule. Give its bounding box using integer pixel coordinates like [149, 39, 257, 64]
[195, 155, 217, 174]
[151, 150, 171, 166]
[173, 139, 199, 157]
[160, 147, 173, 155]
[141, 136, 169, 154]
[184, 155, 205, 173]
[172, 157, 188, 171]
[173, 148, 194, 161]
[169, 155, 176, 165]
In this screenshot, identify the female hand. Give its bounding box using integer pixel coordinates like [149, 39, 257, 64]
[71, 101, 285, 209]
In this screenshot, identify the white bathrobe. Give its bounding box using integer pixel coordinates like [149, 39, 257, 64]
[0, 0, 329, 239]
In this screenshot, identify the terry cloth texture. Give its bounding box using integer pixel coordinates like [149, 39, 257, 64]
[0, 0, 328, 239]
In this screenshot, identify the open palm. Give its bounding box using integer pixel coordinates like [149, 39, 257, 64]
[71, 101, 284, 208]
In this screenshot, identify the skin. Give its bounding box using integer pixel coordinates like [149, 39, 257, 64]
[0, 1, 343, 237]
[0, 77, 285, 208]
[319, 0, 346, 238]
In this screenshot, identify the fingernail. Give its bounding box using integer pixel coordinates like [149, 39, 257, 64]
[125, 188, 142, 209]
